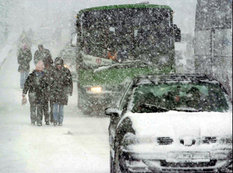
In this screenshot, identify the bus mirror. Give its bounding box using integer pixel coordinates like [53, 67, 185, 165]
[71, 33, 77, 47]
[173, 24, 181, 42]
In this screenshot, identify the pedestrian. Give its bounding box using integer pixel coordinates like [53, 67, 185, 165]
[34, 44, 52, 65]
[43, 57, 55, 124]
[50, 57, 73, 126]
[17, 44, 32, 89]
[22, 60, 48, 126]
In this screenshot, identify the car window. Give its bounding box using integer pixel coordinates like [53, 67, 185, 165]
[132, 83, 229, 113]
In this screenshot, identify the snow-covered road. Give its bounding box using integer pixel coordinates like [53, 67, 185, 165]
[0, 46, 110, 173]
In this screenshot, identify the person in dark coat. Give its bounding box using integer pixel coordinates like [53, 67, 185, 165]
[43, 57, 55, 124]
[22, 60, 48, 126]
[17, 44, 32, 89]
[50, 57, 73, 126]
[34, 44, 52, 65]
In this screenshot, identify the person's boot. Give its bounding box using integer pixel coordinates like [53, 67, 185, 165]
[58, 122, 62, 126]
[53, 121, 57, 126]
[37, 122, 42, 126]
[45, 121, 50, 125]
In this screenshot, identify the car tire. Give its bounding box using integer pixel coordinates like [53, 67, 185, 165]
[110, 151, 114, 173]
[114, 147, 129, 173]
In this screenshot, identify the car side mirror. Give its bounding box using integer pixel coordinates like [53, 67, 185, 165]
[105, 107, 122, 118]
[70, 33, 77, 47]
[173, 24, 181, 42]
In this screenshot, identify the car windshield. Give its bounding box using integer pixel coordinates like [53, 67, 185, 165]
[132, 82, 229, 113]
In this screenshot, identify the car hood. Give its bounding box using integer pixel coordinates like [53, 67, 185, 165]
[124, 111, 232, 137]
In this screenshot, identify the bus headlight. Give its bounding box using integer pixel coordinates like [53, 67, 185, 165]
[64, 64, 69, 69]
[90, 86, 102, 93]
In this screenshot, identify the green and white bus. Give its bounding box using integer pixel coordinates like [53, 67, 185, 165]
[74, 3, 181, 114]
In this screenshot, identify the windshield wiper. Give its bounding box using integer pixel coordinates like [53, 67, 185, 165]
[170, 107, 202, 112]
[94, 63, 122, 72]
[93, 59, 154, 72]
[133, 103, 169, 113]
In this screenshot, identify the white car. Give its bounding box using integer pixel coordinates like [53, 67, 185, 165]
[106, 74, 232, 173]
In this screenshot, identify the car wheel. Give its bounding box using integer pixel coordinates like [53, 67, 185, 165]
[110, 151, 114, 173]
[114, 147, 129, 173]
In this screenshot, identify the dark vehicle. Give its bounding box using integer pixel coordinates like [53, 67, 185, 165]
[194, 0, 232, 98]
[105, 74, 232, 173]
[74, 3, 181, 115]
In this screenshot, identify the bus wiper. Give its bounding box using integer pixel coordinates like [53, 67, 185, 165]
[94, 63, 122, 72]
[94, 60, 153, 72]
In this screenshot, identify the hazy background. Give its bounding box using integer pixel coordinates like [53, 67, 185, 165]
[0, 0, 197, 56]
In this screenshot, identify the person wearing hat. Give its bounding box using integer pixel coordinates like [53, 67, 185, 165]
[17, 44, 32, 89]
[22, 60, 48, 126]
[50, 57, 73, 126]
[34, 44, 52, 65]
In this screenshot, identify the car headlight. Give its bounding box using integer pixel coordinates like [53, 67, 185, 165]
[201, 136, 232, 145]
[219, 136, 232, 144]
[122, 133, 139, 146]
[88, 86, 102, 93]
[122, 133, 154, 147]
[210, 136, 232, 160]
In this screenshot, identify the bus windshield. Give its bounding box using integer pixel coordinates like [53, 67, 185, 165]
[80, 7, 173, 63]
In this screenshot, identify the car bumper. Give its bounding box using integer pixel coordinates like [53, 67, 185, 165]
[120, 148, 232, 173]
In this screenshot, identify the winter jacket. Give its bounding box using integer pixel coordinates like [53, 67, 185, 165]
[43, 65, 56, 100]
[34, 48, 52, 65]
[50, 66, 73, 105]
[23, 70, 49, 104]
[17, 48, 32, 72]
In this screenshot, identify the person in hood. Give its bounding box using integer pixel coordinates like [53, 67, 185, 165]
[50, 57, 73, 126]
[17, 44, 32, 89]
[34, 44, 52, 65]
[22, 60, 48, 126]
